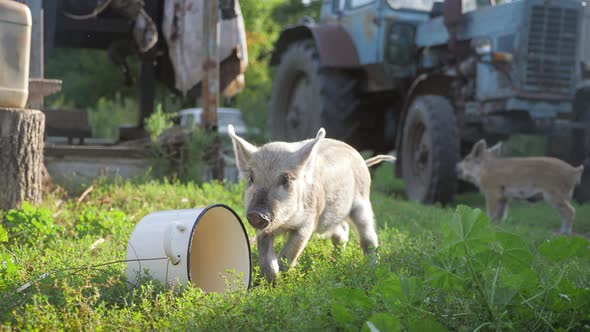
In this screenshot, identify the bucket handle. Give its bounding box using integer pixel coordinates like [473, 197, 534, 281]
[164, 222, 186, 265]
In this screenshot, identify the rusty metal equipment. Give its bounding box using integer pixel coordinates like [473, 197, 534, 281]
[19, 0, 246, 143]
[269, 0, 590, 204]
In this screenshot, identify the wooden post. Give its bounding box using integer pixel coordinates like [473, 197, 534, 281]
[139, 52, 156, 129]
[18, 0, 43, 78]
[201, 0, 224, 180]
[201, 0, 220, 130]
[20, 0, 62, 114]
[27, 0, 43, 78]
[0, 108, 45, 210]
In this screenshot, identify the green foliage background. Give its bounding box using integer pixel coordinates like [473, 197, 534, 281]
[45, 0, 322, 142]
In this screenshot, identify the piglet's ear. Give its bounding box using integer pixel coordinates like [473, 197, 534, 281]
[228, 124, 258, 172]
[487, 141, 503, 157]
[293, 128, 325, 171]
[472, 139, 487, 159]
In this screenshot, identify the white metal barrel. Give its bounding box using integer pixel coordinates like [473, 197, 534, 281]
[0, 0, 31, 109]
[125, 204, 251, 293]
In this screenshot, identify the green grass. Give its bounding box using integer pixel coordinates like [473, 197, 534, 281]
[1, 166, 589, 331]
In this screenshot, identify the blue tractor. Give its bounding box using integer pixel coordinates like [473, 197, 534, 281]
[269, 0, 590, 204]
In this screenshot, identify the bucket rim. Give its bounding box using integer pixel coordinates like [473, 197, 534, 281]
[186, 204, 252, 290]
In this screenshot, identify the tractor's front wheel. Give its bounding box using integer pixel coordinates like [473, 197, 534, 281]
[269, 39, 378, 150]
[401, 95, 460, 204]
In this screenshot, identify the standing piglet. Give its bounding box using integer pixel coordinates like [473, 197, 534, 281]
[228, 125, 394, 281]
[456, 139, 584, 235]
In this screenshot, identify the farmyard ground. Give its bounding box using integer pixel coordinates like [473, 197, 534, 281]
[1, 164, 589, 331]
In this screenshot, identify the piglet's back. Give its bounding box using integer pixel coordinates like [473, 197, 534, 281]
[482, 157, 583, 191]
[314, 139, 371, 195]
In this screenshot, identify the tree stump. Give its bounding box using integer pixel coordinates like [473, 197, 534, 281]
[0, 108, 45, 210]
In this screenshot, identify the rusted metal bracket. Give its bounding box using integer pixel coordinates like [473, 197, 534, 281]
[26, 78, 62, 110]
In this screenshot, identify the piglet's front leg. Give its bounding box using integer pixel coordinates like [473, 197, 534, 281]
[278, 225, 314, 272]
[256, 232, 279, 281]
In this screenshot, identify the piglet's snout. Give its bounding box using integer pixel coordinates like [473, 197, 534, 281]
[247, 208, 271, 230]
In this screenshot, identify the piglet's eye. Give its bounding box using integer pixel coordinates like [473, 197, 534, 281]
[279, 174, 290, 188]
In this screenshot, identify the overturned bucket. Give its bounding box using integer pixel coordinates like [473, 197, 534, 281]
[125, 204, 251, 293]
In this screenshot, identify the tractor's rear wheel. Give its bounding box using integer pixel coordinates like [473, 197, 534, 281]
[574, 165, 590, 204]
[572, 93, 590, 203]
[547, 91, 590, 203]
[401, 95, 460, 204]
[270, 39, 378, 149]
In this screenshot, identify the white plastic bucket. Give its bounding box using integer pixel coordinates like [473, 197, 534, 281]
[0, 0, 31, 109]
[125, 204, 251, 293]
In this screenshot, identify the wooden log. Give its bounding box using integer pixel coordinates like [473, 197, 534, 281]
[0, 108, 45, 210]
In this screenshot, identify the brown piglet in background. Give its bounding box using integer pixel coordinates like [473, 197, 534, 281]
[456, 139, 584, 235]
